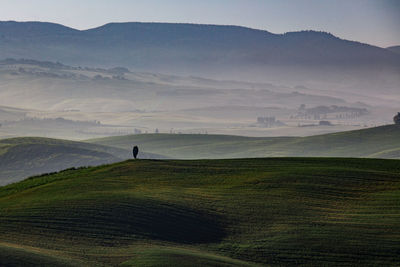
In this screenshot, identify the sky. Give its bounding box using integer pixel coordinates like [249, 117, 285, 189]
[0, 0, 399, 47]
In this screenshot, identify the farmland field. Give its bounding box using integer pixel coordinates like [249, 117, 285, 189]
[0, 158, 399, 266]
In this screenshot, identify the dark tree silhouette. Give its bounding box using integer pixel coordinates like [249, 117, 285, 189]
[133, 146, 139, 159]
[394, 113, 400, 125]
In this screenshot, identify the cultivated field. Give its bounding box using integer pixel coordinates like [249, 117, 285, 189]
[0, 158, 399, 266]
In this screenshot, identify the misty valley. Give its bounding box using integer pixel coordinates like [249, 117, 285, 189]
[0, 58, 396, 140]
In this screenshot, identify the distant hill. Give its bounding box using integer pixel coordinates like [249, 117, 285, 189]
[0, 158, 399, 265]
[0, 21, 399, 83]
[387, 45, 400, 55]
[89, 124, 400, 159]
[0, 58, 347, 112]
[0, 137, 164, 185]
[2, 58, 372, 140]
[0, 105, 27, 121]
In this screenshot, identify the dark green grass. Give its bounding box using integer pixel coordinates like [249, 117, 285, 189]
[120, 247, 259, 267]
[88, 124, 400, 159]
[0, 158, 399, 266]
[0, 137, 123, 185]
[0, 244, 83, 267]
[0, 137, 166, 185]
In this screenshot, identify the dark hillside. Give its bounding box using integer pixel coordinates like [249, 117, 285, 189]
[0, 21, 398, 79]
[387, 45, 400, 55]
[0, 137, 165, 185]
[0, 137, 122, 185]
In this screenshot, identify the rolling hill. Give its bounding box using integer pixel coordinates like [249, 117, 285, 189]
[0, 21, 399, 89]
[0, 58, 347, 112]
[0, 23, 398, 139]
[3, 124, 397, 186]
[0, 137, 163, 185]
[0, 158, 399, 265]
[3, 58, 384, 139]
[387, 45, 400, 55]
[1, 21, 399, 71]
[88, 124, 400, 159]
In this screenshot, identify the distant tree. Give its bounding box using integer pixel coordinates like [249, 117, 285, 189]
[394, 112, 400, 125]
[133, 146, 139, 159]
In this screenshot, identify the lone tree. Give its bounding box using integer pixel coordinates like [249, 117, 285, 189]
[394, 113, 400, 125]
[133, 146, 139, 159]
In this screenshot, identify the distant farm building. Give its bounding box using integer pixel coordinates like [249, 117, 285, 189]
[319, 120, 333, 126]
[394, 112, 400, 125]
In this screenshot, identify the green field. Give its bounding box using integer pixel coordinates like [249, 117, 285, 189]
[0, 137, 126, 185]
[2, 124, 399, 185]
[88, 125, 400, 159]
[0, 137, 168, 185]
[0, 157, 399, 266]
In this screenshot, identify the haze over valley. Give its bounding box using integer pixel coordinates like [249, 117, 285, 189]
[0, 23, 399, 140]
[0, 20, 399, 190]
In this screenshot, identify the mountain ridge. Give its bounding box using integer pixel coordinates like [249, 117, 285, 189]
[1, 21, 398, 74]
[387, 45, 400, 55]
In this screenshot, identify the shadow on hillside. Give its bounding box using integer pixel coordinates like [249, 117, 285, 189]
[1, 197, 227, 245]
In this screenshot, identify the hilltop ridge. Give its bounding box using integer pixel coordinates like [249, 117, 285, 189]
[89, 124, 400, 159]
[1, 21, 399, 81]
[0, 137, 164, 185]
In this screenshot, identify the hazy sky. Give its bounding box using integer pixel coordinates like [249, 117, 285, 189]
[0, 0, 399, 47]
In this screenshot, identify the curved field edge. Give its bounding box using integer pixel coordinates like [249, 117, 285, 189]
[120, 247, 259, 267]
[0, 137, 122, 185]
[0, 158, 399, 266]
[0, 243, 85, 267]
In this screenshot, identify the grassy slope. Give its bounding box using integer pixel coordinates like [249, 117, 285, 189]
[88, 125, 400, 159]
[0, 158, 399, 266]
[120, 247, 257, 267]
[0, 137, 125, 185]
[0, 137, 167, 185]
[0, 243, 84, 267]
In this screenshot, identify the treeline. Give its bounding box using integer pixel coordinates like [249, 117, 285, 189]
[305, 105, 368, 115]
[1, 58, 130, 75]
[294, 105, 368, 120]
[0, 58, 70, 69]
